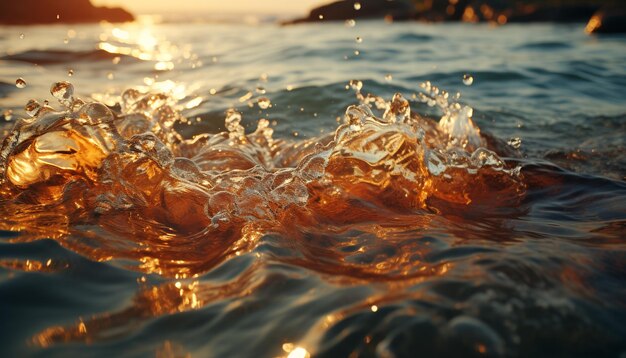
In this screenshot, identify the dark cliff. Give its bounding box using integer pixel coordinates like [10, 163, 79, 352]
[0, 0, 134, 25]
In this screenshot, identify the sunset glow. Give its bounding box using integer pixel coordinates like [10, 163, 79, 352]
[92, 0, 326, 15]
[2, 0, 625, 356]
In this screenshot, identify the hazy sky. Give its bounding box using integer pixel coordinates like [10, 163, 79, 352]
[92, 0, 327, 15]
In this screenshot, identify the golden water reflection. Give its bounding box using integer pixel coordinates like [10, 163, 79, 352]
[0, 78, 527, 351]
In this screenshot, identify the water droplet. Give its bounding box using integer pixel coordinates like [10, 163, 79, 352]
[15, 78, 26, 88]
[385, 74, 393, 82]
[63, 38, 69, 44]
[112, 56, 121, 65]
[345, 19, 356, 27]
[354, 50, 360, 56]
[67, 69, 74, 77]
[463, 74, 474, 86]
[107, 72, 114, 80]
[255, 87, 266, 94]
[56, 14, 60, 20]
[349, 80, 363, 92]
[257, 97, 271, 110]
[355, 36, 362, 43]
[318, 14, 324, 20]
[354, 2, 361, 10]
[19, 33, 25, 39]
[3, 109, 13, 121]
[508, 137, 522, 149]
[50, 81, 74, 103]
[24, 99, 42, 117]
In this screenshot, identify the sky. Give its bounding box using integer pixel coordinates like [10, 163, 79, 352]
[92, 0, 327, 15]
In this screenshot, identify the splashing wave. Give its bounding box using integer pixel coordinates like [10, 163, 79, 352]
[0, 80, 524, 278]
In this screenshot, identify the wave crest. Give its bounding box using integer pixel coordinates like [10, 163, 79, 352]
[0, 80, 525, 276]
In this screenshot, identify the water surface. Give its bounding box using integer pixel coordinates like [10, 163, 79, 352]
[0, 20, 625, 358]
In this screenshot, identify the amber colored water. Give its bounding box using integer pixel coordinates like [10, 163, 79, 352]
[0, 20, 625, 358]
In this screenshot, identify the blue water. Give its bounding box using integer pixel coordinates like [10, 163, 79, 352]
[0, 20, 625, 357]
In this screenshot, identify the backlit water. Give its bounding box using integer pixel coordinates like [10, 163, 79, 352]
[0, 19, 625, 357]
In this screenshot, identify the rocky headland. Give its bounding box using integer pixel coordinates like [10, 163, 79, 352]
[0, 0, 134, 25]
[283, 0, 626, 34]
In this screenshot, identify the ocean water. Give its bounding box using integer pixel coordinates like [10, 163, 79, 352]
[0, 19, 625, 358]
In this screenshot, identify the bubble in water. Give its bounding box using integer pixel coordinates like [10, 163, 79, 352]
[345, 19, 356, 27]
[385, 74, 393, 82]
[50, 81, 74, 104]
[318, 14, 324, 20]
[67, 69, 74, 77]
[19, 33, 25, 39]
[508, 137, 522, 149]
[15, 78, 26, 88]
[256, 87, 266, 94]
[354, 50, 360, 56]
[355, 36, 362, 43]
[56, 14, 60, 20]
[463, 74, 474, 86]
[77, 102, 114, 125]
[121, 88, 141, 110]
[257, 97, 271, 109]
[112, 56, 121, 65]
[107, 72, 114, 80]
[354, 2, 361, 10]
[24, 99, 42, 117]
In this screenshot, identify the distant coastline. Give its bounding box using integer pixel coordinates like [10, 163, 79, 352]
[0, 0, 133, 25]
[283, 0, 626, 34]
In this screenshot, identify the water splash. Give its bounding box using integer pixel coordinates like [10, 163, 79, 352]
[0, 81, 524, 276]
